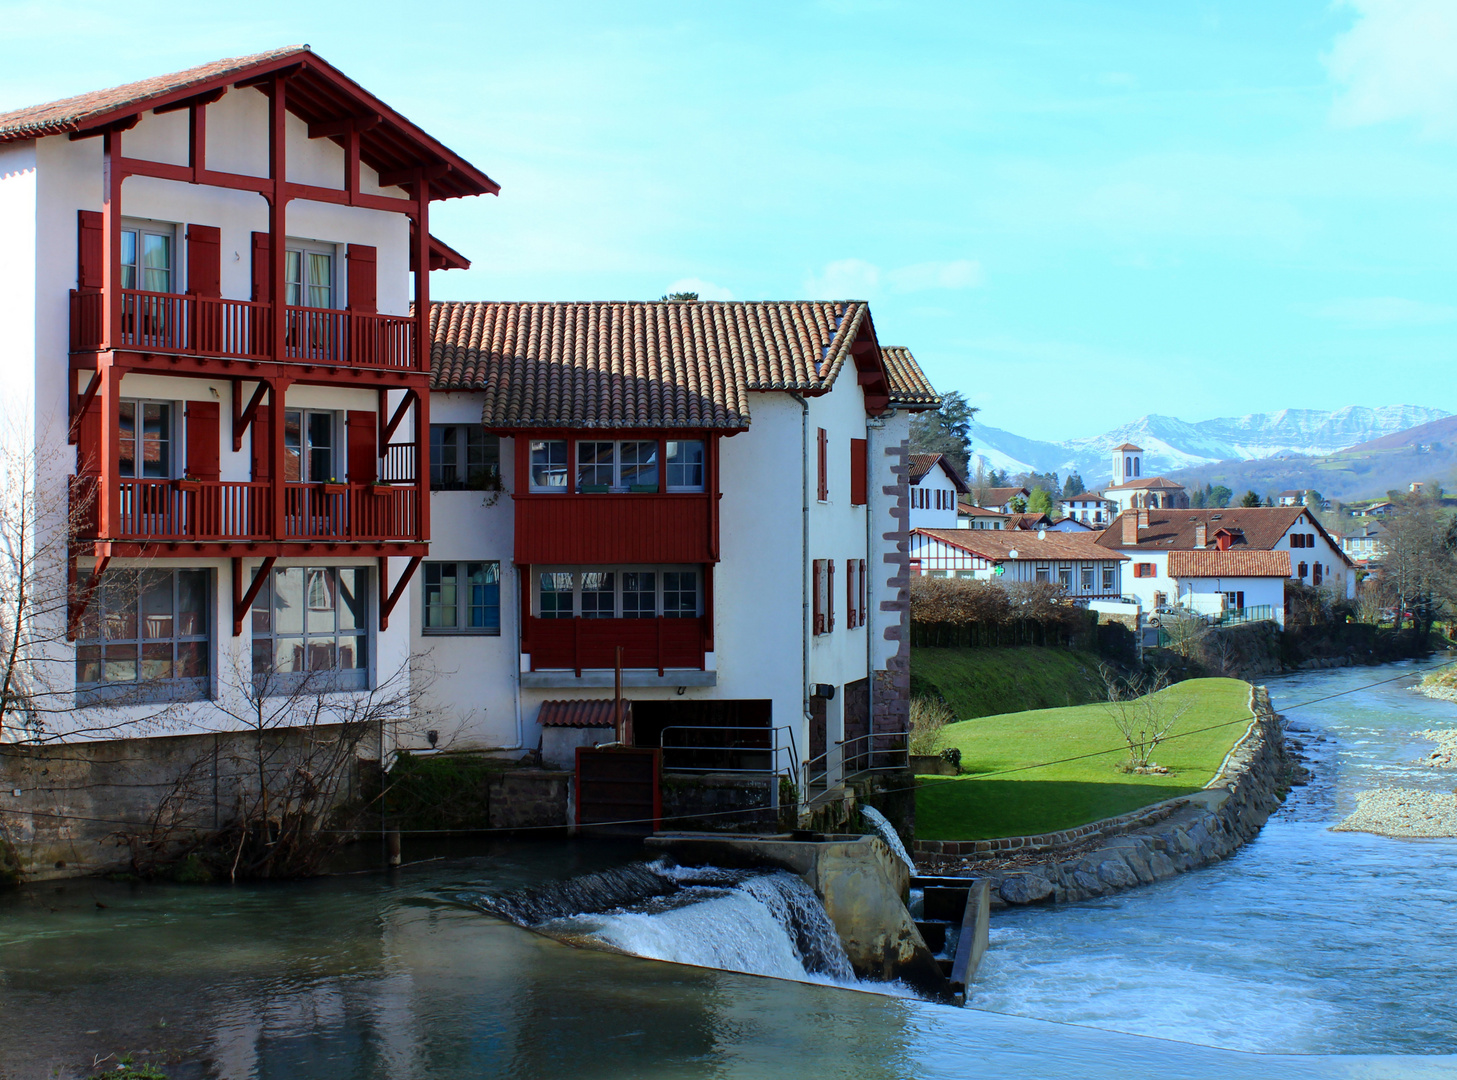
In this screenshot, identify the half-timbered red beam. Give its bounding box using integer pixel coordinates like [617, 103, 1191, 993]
[232, 556, 277, 636]
[381, 389, 417, 444]
[66, 554, 111, 641]
[231, 379, 269, 452]
[377, 554, 422, 631]
[114, 155, 418, 215]
[68, 371, 100, 446]
[307, 113, 381, 139]
[152, 87, 225, 115]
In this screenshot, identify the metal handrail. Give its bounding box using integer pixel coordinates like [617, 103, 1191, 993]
[659, 724, 799, 778]
[802, 729, 911, 789]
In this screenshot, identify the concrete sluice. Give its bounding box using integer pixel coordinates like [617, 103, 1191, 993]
[465, 831, 965, 1002]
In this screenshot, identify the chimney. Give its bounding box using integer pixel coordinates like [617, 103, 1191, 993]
[1195, 521, 1207, 549]
[1137, 507, 1150, 530]
[1121, 512, 1139, 545]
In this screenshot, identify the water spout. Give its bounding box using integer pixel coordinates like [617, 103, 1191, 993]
[861, 806, 915, 872]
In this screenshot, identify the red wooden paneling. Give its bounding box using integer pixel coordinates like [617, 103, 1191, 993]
[527, 617, 707, 673]
[850, 437, 867, 506]
[186, 225, 221, 298]
[185, 400, 221, 480]
[346, 409, 378, 484]
[514, 495, 716, 564]
[251, 231, 271, 304]
[77, 210, 104, 291]
[347, 244, 377, 313]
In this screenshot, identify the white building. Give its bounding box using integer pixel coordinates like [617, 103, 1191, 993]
[967, 486, 1030, 514]
[1340, 522, 1386, 566]
[957, 503, 1010, 530]
[909, 527, 1127, 601]
[1096, 507, 1356, 618]
[907, 453, 967, 530]
[1166, 550, 1293, 625]
[1058, 494, 1115, 527]
[418, 304, 939, 787]
[1100, 444, 1189, 513]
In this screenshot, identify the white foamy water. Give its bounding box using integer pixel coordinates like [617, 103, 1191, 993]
[861, 805, 915, 871]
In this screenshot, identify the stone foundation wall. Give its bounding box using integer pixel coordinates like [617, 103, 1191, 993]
[660, 773, 775, 831]
[916, 685, 1291, 906]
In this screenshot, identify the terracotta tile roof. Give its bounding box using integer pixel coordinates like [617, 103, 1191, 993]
[977, 486, 1030, 505]
[880, 346, 940, 408]
[1112, 442, 1143, 452]
[916, 528, 1127, 562]
[0, 46, 496, 199]
[1167, 550, 1293, 578]
[1096, 507, 1351, 564]
[428, 299, 905, 429]
[1005, 513, 1052, 530]
[1104, 475, 1186, 491]
[958, 502, 1010, 518]
[537, 700, 630, 728]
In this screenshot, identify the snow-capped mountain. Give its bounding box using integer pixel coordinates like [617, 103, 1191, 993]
[969, 405, 1451, 485]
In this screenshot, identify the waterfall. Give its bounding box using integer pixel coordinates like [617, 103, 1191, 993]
[860, 805, 915, 872]
[468, 861, 857, 986]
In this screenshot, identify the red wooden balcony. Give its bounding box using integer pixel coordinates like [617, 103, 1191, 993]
[514, 493, 716, 565]
[73, 478, 420, 544]
[70, 289, 418, 370]
[525, 616, 708, 674]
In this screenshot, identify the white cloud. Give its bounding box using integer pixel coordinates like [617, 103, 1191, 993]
[1309, 296, 1457, 327]
[663, 277, 734, 301]
[1327, 0, 1457, 137]
[802, 258, 983, 299]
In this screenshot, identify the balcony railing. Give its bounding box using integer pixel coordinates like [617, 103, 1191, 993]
[525, 616, 707, 675]
[70, 289, 417, 370]
[73, 478, 420, 544]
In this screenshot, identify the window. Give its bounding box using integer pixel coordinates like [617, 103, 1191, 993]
[430, 426, 501, 490]
[574, 439, 660, 492]
[1081, 566, 1094, 590]
[845, 558, 868, 628]
[666, 440, 705, 492]
[120, 222, 174, 293]
[1298, 561, 1308, 578]
[576, 441, 615, 490]
[285, 244, 335, 309]
[1223, 591, 1245, 611]
[956, 570, 977, 579]
[1312, 563, 1323, 586]
[76, 569, 209, 703]
[927, 570, 948, 578]
[118, 400, 174, 478]
[1035, 563, 1051, 583]
[284, 410, 336, 482]
[1134, 563, 1156, 578]
[816, 428, 828, 501]
[422, 562, 500, 634]
[530, 440, 569, 491]
[1058, 565, 1072, 588]
[1102, 566, 1116, 591]
[534, 567, 700, 618]
[251, 566, 367, 691]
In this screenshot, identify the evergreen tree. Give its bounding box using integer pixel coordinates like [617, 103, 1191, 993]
[1240, 490, 1263, 507]
[1062, 473, 1085, 497]
[1189, 487, 1206, 509]
[1209, 484, 1232, 508]
[909, 391, 977, 477]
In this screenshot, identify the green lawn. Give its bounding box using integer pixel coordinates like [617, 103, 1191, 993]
[915, 677, 1253, 841]
[910, 647, 1107, 721]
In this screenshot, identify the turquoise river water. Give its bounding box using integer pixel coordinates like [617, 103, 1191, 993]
[1, 662, 1455, 1078]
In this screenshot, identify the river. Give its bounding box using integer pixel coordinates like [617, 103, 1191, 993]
[0, 662, 1454, 1078]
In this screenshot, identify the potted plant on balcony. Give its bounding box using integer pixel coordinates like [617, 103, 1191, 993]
[174, 474, 203, 493]
[321, 477, 348, 495]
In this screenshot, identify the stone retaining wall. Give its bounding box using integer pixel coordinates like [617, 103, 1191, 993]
[915, 685, 1290, 906]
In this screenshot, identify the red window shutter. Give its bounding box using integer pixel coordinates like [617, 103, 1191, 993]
[846, 559, 855, 628]
[859, 559, 867, 626]
[251, 406, 271, 481]
[850, 438, 867, 506]
[184, 401, 221, 481]
[76, 395, 101, 476]
[77, 210, 104, 291]
[817, 427, 828, 501]
[812, 560, 824, 635]
[186, 224, 222, 298]
[347, 244, 378, 313]
[346, 409, 378, 484]
[251, 231, 271, 303]
[828, 559, 836, 632]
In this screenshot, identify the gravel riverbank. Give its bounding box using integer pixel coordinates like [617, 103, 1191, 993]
[1332, 787, 1457, 838]
[1417, 729, 1457, 769]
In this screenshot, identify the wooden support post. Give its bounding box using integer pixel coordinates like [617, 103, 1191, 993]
[231, 378, 268, 452]
[269, 376, 289, 541]
[268, 73, 290, 543]
[381, 388, 416, 444]
[101, 128, 122, 350]
[69, 370, 100, 446]
[95, 362, 119, 539]
[377, 554, 421, 631]
[232, 556, 276, 636]
[413, 174, 432, 543]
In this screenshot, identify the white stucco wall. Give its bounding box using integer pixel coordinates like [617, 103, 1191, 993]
[908, 464, 959, 530]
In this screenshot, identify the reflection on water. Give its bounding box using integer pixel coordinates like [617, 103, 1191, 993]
[1, 665, 1455, 1077]
[970, 661, 1457, 1056]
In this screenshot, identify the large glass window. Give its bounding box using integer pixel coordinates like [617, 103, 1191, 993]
[665, 440, 704, 491]
[576, 442, 615, 491]
[75, 569, 209, 703]
[423, 561, 501, 634]
[117, 400, 173, 479]
[284, 410, 336, 483]
[430, 425, 501, 490]
[533, 566, 700, 618]
[285, 247, 334, 309]
[251, 566, 367, 692]
[575, 439, 664, 492]
[530, 440, 568, 491]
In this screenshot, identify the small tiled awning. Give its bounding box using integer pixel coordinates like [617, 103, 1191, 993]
[537, 700, 630, 728]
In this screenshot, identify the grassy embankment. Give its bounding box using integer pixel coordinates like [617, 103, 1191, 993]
[910, 647, 1108, 720]
[915, 677, 1253, 841]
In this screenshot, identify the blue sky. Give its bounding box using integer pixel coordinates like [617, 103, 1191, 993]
[3, 0, 1455, 437]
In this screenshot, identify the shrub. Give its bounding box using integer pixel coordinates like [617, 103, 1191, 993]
[909, 696, 955, 756]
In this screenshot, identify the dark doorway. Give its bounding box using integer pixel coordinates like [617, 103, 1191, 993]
[843, 677, 869, 774]
[634, 699, 773, 773]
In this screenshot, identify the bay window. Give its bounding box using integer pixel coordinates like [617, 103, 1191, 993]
[533, 566, 701, 618]
[430, 426, 501, 490]
[527, 438, 706, 493]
